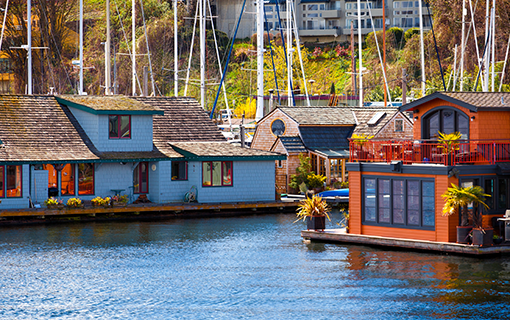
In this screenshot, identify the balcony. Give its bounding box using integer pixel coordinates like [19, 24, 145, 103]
[299, 28, 342, 37]
[349, 139, 510, 166]
[321, 9, 342, 19]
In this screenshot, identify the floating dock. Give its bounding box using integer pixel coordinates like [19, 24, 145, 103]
[301, 229, 510, 256]
[0, 201, 299, 225]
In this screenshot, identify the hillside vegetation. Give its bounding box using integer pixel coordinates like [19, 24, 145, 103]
[3, 0, 510, 114]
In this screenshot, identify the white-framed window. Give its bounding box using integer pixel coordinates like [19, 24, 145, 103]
[395, 119, 404, 132]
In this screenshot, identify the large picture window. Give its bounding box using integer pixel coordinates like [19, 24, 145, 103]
[42, 164, 78, 196]
[78, 163, 94, 195]
[109, 115, 131, 139]
[202, 161, 233, 187]
[171, 161, 188, 181]
[133, 162, 149, 193]
[423, 108, 469, 140]
[363, 177, 435, 229]
[0, 165, 22, 198]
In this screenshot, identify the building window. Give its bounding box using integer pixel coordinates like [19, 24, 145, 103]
[395, 119, 404, 132]
[423, 108, 469, 139]
[78, 163, 94, 195]
[0, 165, 22, 198]
[133, 162, 149, 193]
[363, 176, 435, 229]
[202, 161, 233, 187]
[277, 160, 283, 168]
[307, 4, 318, 10]
[172, 161, 188, 181]
[109, 115, 131, 139]
[61, 164, 75, 195]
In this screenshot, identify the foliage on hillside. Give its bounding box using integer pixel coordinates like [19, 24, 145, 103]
[4, 0, 510, 111]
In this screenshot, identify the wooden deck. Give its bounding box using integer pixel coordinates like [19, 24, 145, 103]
[0, 201, 299, 224]
[301, 229, 510, 256]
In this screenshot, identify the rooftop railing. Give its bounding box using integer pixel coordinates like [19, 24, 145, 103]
[349, 139, 510, 166]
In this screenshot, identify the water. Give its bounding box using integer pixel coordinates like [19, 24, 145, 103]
[1, 213, 510, 319]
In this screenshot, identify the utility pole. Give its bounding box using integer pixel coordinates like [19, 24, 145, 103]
[174, 0, 179, 97]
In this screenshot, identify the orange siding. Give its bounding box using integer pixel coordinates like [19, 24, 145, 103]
[348, 171, 362, 234]
[361, 225, 436, 241]
[349, 170, 460, 242]
[411, 98, 510, 141]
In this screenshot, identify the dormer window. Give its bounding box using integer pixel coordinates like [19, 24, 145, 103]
[109, 115, 131, 139]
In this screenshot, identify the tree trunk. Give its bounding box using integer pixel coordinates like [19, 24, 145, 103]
[461, 205, 469, 226]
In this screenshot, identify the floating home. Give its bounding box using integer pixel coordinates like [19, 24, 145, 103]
[347, 92, 510, 243]
[251, 105, 411, 194]
[0, 95, 284, 210]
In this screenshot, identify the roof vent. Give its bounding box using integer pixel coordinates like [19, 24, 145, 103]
[367, 112, 386, 125]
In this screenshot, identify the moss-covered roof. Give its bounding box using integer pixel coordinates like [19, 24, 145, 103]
[56, 95, 164, 115]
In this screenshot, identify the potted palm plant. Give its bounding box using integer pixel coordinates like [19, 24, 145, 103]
[442, 183, 490, 245]
[437, 131, 461, 165]
[295, 195, 330, 231]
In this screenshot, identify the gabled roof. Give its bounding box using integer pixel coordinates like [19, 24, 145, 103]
[278, 107, 356, 125]
[351, 107, 399, 136]
[399, 92, 510, 112]
[276, 136, 307, 154]
[170, 142, 285, 161]
[56, 95, 164, 115]
[133, 97, 226, 158]
[0, 95, 99, 163]
[299, 126, 353, 151]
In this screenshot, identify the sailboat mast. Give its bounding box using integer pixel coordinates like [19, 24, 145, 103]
[174, 0, 178, 97]
[27, 0, 32, 94]
[357, 0, 362, 108]
[459, 0, 466, 91]
[491, 1, 495, 91]
[105, 0, 111, 95]
[255, 0, 264, 120]
[200, 0, 206, 109]
[132, 0, 136, 95]
[286, 0, 292, 107]
[418, 0, 425, 96]
[483, 0, 489, 91]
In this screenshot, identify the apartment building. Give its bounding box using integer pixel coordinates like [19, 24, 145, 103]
[215, 0, 432, 43]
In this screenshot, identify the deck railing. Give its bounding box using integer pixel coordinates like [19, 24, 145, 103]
[349, 139, 510, 165]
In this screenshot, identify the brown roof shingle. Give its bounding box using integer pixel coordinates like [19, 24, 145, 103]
[0, 95, 99, 162]
[171, 141, 284, 158]
[278, 107, 356, 125]
[57, 95, 163, 113]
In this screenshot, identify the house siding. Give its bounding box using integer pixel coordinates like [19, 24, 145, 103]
[68, 106, 154, 152]
[251, 110, 300, 151]
[193, 161, 276, 203]
[348, 170, 457, 242]
[375, 113, 414, 139]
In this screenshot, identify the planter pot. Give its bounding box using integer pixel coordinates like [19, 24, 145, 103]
[456, 226, 472, 244]
[47, 204, 64, 210]
[472, 228, 494, 247]
[111, 202, 127, 207]
[307, 215, 326, 231]
[493, 238, 503, 245]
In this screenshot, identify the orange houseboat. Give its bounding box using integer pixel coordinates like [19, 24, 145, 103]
[346, 92, 510, 243]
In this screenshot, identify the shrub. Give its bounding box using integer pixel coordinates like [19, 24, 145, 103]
[66, 198, 83, 207]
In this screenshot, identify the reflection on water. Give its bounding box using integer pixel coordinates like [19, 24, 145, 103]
[1, 213, 509, 319]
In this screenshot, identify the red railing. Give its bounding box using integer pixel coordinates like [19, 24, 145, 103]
[349, 139, 510, 165]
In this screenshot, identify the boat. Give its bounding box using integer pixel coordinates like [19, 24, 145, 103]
[317, 188, 349, 198]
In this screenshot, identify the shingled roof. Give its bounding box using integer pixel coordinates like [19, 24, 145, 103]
[400, 92, 510, 112]
[170, 141, 285, 160]
[0, 95, 99, 163]
[275, 136, 307, 154]
[278, 107, 356, 125]
[56, 95, 163, 114]
[352, 107, 399, 136]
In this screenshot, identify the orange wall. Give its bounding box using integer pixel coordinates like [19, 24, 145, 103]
[348, 170, 459, 242]
[412, 98, 510, 140]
